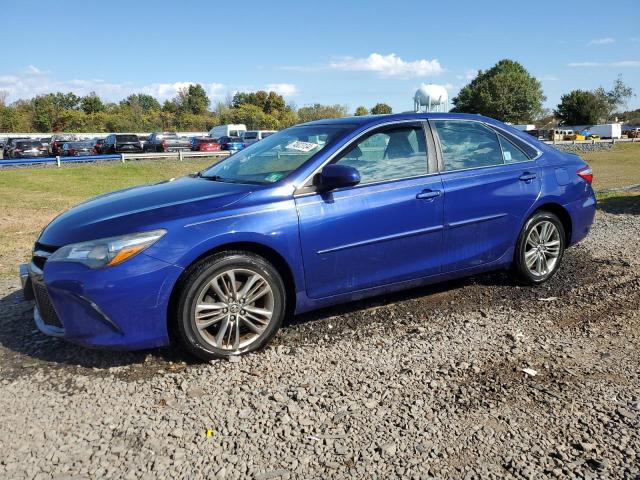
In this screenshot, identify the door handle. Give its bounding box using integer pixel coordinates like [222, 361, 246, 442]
[519, 172, 537, 182]
[416, 189, 441, 200]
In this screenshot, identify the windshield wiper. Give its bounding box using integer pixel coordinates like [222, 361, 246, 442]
[198, 173, 228, 182]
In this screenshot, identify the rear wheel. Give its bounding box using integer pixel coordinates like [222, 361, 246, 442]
[512, 211, 565, 285]
[174, 251, 286, 360]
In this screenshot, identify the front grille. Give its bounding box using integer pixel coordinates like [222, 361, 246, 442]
[33, 282, 63, 329]
[32, 242, 59, 270]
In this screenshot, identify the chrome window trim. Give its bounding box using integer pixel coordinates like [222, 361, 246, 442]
[435, 158, 537, 177]
[495, 131, 532, 165]
[429, 118, 542, 174]
[488, 123, 542, 160]
[293, 117, 543, 196]
[293, 119, 433, 195]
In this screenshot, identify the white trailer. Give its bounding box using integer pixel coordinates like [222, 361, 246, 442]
[512, 124, 536, 132]
[586, 123, 622, 139]
[208, 124, 247, 139]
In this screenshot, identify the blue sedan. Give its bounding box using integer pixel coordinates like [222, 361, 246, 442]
[21, 113, 596, 359]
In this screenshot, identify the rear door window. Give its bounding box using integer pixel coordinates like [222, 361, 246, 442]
[433, 120, 503, 171]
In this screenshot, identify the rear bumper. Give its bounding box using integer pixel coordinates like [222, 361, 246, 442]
[21, 254, 183, 350]
[564, 188, 597, 246]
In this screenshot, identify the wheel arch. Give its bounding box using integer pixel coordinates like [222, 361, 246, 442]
[532, 202, 572, 245]
[166, 241, 298, 339]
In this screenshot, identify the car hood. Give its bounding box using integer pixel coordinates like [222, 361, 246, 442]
[39, 175, 255, 246]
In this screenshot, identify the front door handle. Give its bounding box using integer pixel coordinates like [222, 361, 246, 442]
[519, 172, 537, 182]
[416, 189, 441, 200]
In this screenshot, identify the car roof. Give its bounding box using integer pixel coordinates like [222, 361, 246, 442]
[299, 112, 502, 128]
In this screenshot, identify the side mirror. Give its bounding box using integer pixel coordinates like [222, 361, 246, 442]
[317, 164, 361, 191]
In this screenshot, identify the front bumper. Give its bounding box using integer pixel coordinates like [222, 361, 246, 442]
[21, 254, 183, 350]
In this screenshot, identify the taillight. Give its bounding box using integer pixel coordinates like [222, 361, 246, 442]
[161, 140, 167, 150]
[577, 166, 593, 184]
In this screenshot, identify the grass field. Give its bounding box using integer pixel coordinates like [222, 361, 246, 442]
[582, 142, 640, 190]
[0, 145, 638, 278]
[0, 158, 215, 278]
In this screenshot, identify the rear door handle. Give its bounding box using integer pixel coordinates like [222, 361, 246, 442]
[519, 172, 537, 182]
[416, 189, 441, 200]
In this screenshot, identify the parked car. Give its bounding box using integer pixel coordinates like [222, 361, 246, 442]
[89, 138, 106, 154]
[38, 137, 52, 151]
[242, 130, 276, 145]
[217, 136, 246, 153]
[50, 134, 80, 155]
[2, 137, 29, 157]
[102, 134, 142, 154]
[61, 141, 95, 156]
[138, 135, 150, 150]
[5, 139, 48, 158]
[190, 137, 221, 152]
[144, 133, 191, 153]
[21, 113, 596, 361]
[208, 124, 246, 139]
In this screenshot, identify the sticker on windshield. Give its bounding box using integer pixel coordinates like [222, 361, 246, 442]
[286, 140, 318, 152]
[265, 172, 285, 182]
[503, 150, 512, 161]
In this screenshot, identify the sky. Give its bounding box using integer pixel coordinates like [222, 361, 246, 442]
[2, 0, 639, 113]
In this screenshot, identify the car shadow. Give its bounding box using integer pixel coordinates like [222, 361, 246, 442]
[286, 270, 511, 328]
[0, 288, 185, 371]
[597, 193, 640, 215]
[1, 270, 506, 370]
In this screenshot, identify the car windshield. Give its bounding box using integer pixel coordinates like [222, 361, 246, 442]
[200, 124, 351, 184]
[116, 135, 139, 142]
[17, 141, 42, 148]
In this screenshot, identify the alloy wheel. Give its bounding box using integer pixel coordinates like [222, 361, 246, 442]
[193, 268, 274, 352]
[524, 220, 561, 277]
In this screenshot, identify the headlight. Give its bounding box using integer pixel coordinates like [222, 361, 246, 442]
[49, 229, 167, 269]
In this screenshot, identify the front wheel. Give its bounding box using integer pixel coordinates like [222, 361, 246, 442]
[173, 251, 286, 360]
[512, 211, 565, 285]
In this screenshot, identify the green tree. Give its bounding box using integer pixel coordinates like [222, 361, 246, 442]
[354, 106, 369, 116]
[370, 103, 392, 115]
[50, 92, 81, 110]
[297, 104, 348, 123]
[122, 94, 161, 112]
[80, 92, 104, 114]
[451, 59, 545, 123]
[218, 104, 279, 130]
[232, 90, 286, 115]
[32, 95, 54, 131]
[0, 106, 20, 132]
[595, 75, 634, 120]
[554, 90, 609, 125]
[177, 84, 210, 115]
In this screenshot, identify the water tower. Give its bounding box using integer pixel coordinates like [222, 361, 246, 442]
[414, 84, 449, 112]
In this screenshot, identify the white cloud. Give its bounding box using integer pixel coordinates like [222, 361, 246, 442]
[0, 69, 227, 103]
[587, 37, 615, 45]
[567, 60, 640, 67]
[265, 83, 298, 96]
[26, 65, 44, 75]
[329, 53, 443, 78]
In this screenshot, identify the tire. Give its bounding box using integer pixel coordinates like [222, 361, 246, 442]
[512, 211, 565, 285]
[173, 251, 286, 361]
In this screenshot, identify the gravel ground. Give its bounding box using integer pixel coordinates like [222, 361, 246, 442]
[0, 211, 638, 479]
